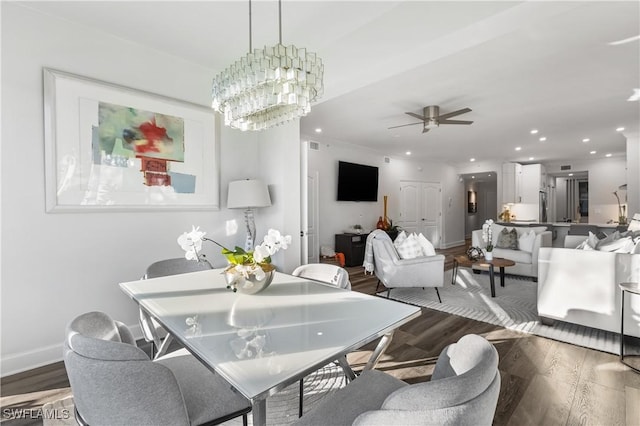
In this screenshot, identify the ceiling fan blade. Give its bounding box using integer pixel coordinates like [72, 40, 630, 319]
[439, 119, 473, 125]
[387, 122, 423, 129]
[437, 108, 472, 120]
[405, 112, 426, 121]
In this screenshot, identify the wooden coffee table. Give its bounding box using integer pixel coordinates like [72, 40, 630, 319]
[452, 255, 516, 297]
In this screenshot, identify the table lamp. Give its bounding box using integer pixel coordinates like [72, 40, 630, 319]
[227, 179, 272, 251]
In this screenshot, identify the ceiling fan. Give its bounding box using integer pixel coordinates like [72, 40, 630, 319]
[388, 105, 473, 133]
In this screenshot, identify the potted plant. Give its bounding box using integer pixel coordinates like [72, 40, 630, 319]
[482, 219, 494, 260]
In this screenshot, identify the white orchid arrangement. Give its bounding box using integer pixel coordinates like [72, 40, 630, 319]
[482, 219, 494, 252]
[177, 226, 292, 282]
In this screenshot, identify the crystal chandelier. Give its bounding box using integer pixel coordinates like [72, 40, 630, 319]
[211, 0, 324, 131]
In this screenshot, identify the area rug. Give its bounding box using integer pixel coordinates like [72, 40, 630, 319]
[42, 363, 346, 426]
[379, 268, 627, 355]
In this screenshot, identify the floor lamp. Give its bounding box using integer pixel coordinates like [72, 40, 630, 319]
[227, 179, 272, 251]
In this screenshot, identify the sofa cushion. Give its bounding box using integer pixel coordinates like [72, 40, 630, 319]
[492, 248, 532, 264]
[496, 228, 518, 249]
[518, 230, 536, 253]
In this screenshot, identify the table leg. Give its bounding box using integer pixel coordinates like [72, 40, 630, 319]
[252, 399, 267, 426]
[489, 264, 496, 297]
[500, 267, 506, 287]
[452, 260, 458, 285]
[364, 332, 394, 371]
[336, 355, 357, 381]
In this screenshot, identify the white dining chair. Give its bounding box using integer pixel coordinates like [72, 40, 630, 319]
[292, 263, 354, 417]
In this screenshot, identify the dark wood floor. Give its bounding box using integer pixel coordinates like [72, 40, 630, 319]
[2, 243, 639, 425]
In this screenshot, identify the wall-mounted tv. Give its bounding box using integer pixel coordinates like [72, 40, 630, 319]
[337, 161, 379, 202]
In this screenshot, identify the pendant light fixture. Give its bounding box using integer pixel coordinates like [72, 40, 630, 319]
[211, 0, 324, 131]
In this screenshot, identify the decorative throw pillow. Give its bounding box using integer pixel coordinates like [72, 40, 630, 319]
[627, 214, 640, 232]
[595, 231, 620, 250]
[576, 231, 599, 250]
[396, 234, 423, 259]
[496, 228, 518, 249]
[417, 233, 436, 256]
[393, 231, 407, 250]
[518, 230, 536, 253]
[598, 236, 634, 253]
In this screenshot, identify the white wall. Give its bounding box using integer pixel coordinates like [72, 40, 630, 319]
[0, 4, 300, 375]
[305, 138, 464, 250]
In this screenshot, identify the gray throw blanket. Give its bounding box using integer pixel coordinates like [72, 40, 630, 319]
[363, 229, 387, 273]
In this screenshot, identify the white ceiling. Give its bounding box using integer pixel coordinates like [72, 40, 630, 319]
[22, 1, 640, 167]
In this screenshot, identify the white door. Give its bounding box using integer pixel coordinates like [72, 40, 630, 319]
[307, 171, 320, 263]
[420, 183, 441, 247]
[399, 181, 442, 248]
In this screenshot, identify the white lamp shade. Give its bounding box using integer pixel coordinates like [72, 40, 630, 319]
[227, 179, 272, 209]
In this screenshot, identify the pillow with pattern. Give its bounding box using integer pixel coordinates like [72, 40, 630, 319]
[496, 228, 518, 249]
[396, 233, 424, 259]
[393, 231, 407, 249]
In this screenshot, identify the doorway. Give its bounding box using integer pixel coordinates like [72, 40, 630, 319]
[462, 173, 497, 238]
[398, 181, 442, 248]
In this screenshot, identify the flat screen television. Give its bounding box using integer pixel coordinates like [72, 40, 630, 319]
[337, 161, 379, 202]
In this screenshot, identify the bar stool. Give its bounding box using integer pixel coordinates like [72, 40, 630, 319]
[619, 281, 640, 373]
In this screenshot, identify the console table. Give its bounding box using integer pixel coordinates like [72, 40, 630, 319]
[335, 233, 369, 267]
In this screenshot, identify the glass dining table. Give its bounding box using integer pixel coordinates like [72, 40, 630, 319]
[119, 268, 421, 426]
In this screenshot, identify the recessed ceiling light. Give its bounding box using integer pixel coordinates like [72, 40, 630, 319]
[472, 176, 475, 179]
[405, 151, 412, 156]
[539, 137, 547, 142]
[582, 138, 590, 143]
[616, 127, 625, 132]
[530, 129, 538, 134]
[488, 174, 492, 177]
[470, 158, 476, 162]
[515, 147, 522, 151]
[569, 173, 574, 176]
[315, 128, 322, 133]
[606, 153, 612, 157]
[529, 157, 534, 161]
[628, 88, 640, 102]
[590, 151, 597, 154]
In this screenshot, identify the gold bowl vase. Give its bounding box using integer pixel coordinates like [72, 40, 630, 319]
[224, 264, 276, 295]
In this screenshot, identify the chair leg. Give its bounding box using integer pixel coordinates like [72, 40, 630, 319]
[435, 287, 442, 303]
[386, 288, 391, 299]
[299, 378, 304, 417]
[242, 413, 248, 426]
[375, 280, 382, 293]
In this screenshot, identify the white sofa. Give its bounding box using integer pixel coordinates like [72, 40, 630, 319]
[537, 247, 640, 338]
[471, 225, 552, 281]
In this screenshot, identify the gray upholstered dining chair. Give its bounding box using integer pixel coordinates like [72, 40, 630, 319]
[370, 231, 444, 302]
[292, 263, 355, 417]
[140, 258, 212, 358]
[293, 334, 501, 426]
[63, 311, 251, 426]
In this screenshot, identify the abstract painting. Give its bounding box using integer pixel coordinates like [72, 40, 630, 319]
[43, 68, 219, 212]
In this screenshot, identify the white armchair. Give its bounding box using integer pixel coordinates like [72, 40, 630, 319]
[367, 230, 445, 301]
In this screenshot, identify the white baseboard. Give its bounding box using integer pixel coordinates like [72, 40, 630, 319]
[440, 240, 465, 249]
[1, 324, 143, 377]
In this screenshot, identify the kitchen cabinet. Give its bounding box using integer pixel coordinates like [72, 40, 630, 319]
[521, 164, 546, 203]
[502, 162, 522, 204]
